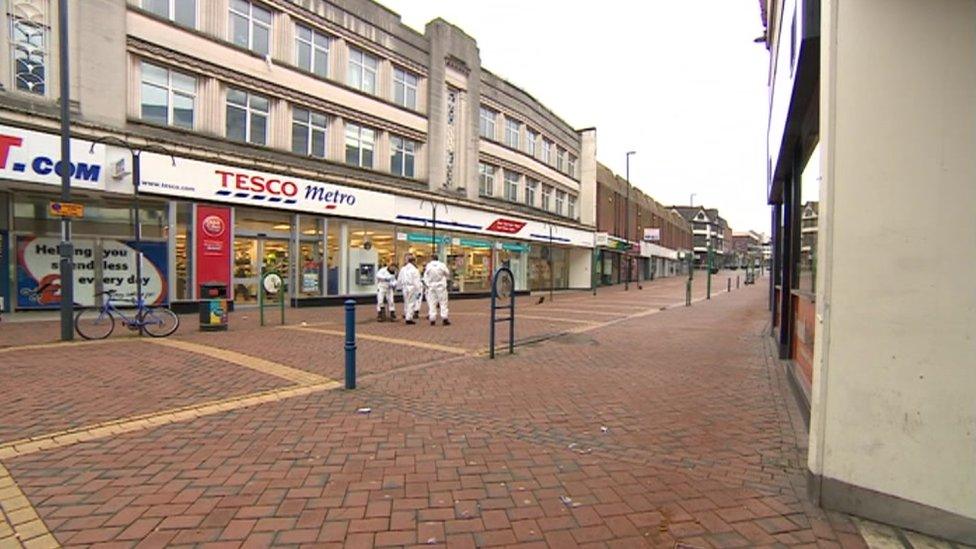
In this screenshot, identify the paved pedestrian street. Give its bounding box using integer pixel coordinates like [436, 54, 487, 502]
[0, 274, 871, 548]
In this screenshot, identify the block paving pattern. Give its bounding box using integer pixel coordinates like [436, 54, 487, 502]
[0, 274, 869, 547]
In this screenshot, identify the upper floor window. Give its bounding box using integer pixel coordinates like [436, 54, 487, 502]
[229, 0, 271, 56]
[556, 148, 566, 172]
[568, 195, 577, 219]
[143, 0, 195, 27]
[478, 163, 495, 197]
[504, 171, 519, 202]
[525, 129, 537, 156]
[390, 135, 417, 178]
[541, 184, 553, 211]
[479, 107, 496, 140]
[347, 48, 378, 95]
[568, 154, 577, 178]
[295, 24, 329, 78]
[9, 4, 48, 96]
[344, 122, 375, 168]
[504, 118, 520, 149]
[541, 139, 552, 164]
[393, 67, 418, 109]
[525, 178, 538, 207]
[141, 61, 195, 129]
[555, 189, 566, 215]
[291, 107, 327, 158]
[226, 87, 269, 145]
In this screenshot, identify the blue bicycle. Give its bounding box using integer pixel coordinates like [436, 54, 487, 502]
[74, 289, 180, 339]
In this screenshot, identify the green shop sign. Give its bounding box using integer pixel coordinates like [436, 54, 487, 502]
[501, 243, 530, 253]
[405, 233, 451, 244]
[458, 238, 493, 249]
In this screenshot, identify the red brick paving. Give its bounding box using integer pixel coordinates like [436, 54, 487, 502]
[1, 274, 867, 547]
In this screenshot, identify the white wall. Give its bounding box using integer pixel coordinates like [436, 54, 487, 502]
[568, 248, 592, 289]
[813, 0, 976, 522]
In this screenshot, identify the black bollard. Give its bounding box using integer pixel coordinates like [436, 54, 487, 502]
[737, 276, 740, 289]
[344, 299, 356, 389]
[727, 278, 731, 292]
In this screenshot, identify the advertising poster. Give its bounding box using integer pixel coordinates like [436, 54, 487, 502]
[16, 236, 168, 309]
[195, 205, 231, 294]
[0, 230, 8, 312]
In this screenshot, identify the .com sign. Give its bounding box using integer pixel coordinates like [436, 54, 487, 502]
[0, 125, 106, 190]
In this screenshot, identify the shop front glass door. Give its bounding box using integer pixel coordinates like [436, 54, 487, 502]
[233, 238, 290, 303]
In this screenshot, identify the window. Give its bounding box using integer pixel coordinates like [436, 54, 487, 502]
[555, 190, 566, 215]
[390, 135, 416, 177]
[568, 195, 577, 219]
[541, 184, 553, 211]
[295, 24, 329, 77]
[344, 122, 375, 168]
[526, 129, 537, 156]
[393, 67, 418, 109]
[479, 106, 496, 139]
[347, 48, 378, 94]
[556, 148, 566, 172]
[226, 88, 269, 145]
[478, 163, 495, 197]
[143, 0, 195, 27]
[141, 62, 195, 129]
[291, 107, 327, 158]
[568, 154, 577, 178]
[542, 139, 552, 164]
[9, 8, 48, 95]
[525, 178, 538, 207]
[504, 171, 519, 202]
[229, 0, 271, 56]
[504, 117, 520, 149]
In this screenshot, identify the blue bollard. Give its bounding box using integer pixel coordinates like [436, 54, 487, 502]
[344, 299, 356, 389]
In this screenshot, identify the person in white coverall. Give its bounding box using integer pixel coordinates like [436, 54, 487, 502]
[375, 262, 397, 322]
[397, 254, 423, 324]
[423, 255, 451, 326]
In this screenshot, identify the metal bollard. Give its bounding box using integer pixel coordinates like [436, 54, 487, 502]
[728, 278, 731, 292]
[685, 278, 692, 306]
[737, 276, 740, 289]
[344, 299, 356, 389]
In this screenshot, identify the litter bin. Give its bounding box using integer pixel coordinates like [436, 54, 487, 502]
[199, 282, 228, 332]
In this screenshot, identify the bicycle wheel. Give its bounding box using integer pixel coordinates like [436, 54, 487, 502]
[140, 307, 180, 337]
[75, 308, 115, 340]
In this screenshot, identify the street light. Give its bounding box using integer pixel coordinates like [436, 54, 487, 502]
[624, 151, 635, 291]
[57, 0, 72, 341]
[690, 193, 696, 207]
[418, 199, 448, 258]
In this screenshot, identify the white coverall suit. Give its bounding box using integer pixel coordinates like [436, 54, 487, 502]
[397, 262, 423, 321]
[375, 266, 396, 315]
[423, 260, 451, 322]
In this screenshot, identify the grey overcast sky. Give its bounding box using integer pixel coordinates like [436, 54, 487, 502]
[377, 0, 771, 234]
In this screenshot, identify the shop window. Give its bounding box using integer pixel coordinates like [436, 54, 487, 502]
[229, 0, 271, 56]
[226, 87, 269, 145]
[13, 195, 166, 238]
[393, 67, 418, 109]
[143, 0, 195, 28]
[234, 207, 290, 234]
[347, 47, 378, 95]
[344, 122, 375, 168]
[174, 202, 192, 300]
[798, 142, 821, 294]
[291, 107, 327, 158]
[8, 0, 49, 96]
[295, 24, 329, 78]
[141, 61, 196, 129]
[390, 135, 416, 178]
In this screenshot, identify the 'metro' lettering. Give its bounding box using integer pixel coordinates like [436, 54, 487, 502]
[305, 185, 357, 206]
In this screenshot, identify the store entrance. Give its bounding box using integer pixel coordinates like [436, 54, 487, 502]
[233, 237, 289, 303]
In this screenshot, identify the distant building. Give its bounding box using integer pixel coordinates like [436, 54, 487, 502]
[670, 206, 729, 269]
[732, 230, 764, 267]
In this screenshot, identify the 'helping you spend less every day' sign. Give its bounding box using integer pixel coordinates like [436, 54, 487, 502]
[16, 236, 168, 308]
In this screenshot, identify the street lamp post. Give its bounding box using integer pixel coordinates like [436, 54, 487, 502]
[707, 241, 714, 300]
[624, 151, 635, 291]
[419, 199, 448, 258]
[57, 0, 73, 341]
[548, 223, 555, 304]
[690, 193, 696, 207]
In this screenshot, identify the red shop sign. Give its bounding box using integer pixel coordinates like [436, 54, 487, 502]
[485, 218, 526, 234]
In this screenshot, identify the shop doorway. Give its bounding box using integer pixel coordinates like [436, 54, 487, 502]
[233, 237, 289, 303]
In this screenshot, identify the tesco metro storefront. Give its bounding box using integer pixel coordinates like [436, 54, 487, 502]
[0, 124, 595, 312]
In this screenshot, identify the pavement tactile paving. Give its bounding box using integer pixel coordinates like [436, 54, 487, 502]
[0, 273, 872, 547]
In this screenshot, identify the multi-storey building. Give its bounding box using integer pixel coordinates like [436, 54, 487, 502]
[763, 0, 975, 541]
[731, 230, 763, 268]
[0, 0, 598, 312]
[670, 206, 729, 269]
[594, 163, 691, 286]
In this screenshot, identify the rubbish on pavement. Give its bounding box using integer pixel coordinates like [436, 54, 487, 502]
[600, 426, 609, 433]
[356, 407, 372, 414]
